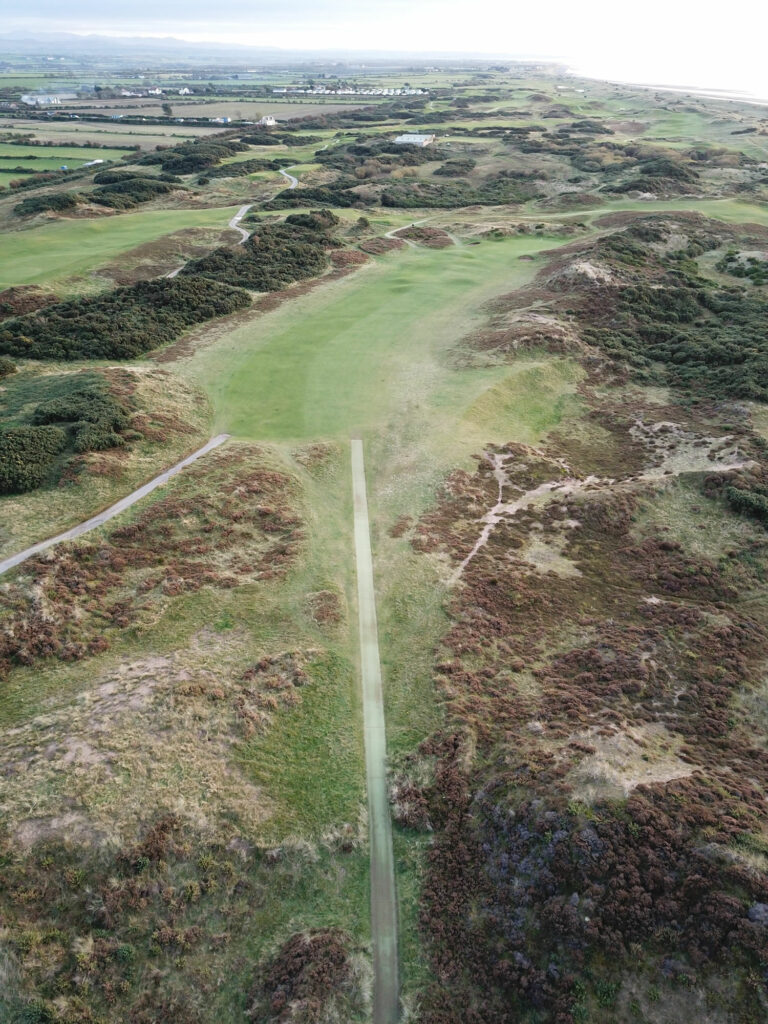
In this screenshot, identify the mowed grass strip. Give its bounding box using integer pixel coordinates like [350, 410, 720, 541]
[0, 205, 241, 289]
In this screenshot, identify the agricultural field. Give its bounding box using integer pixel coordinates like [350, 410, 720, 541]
[2, 59, 768, 1024]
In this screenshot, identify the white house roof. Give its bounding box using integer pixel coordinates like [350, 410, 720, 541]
[394, 133, 436, 145]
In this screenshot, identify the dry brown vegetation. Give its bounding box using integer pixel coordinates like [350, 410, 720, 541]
[0, 444, 302, 678]
[404, 215, 768, 1023]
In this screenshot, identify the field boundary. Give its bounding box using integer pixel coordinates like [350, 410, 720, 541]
[0, 434, 230, 577]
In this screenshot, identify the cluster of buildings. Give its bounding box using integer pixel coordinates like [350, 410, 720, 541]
[271, 86, 427, 97]
[20, 93, 76, 106]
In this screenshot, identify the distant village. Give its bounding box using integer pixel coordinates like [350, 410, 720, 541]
[271, 86, 427, 97]
[18, 82, 427, 107]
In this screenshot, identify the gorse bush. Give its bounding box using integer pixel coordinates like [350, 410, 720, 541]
[92, 176, 175, 210]
[0, 277, 250, 361]
[139, 138, 247, 174]
[0, 425, 65, 493]
[204, 158, 279, 178]
[0, 356, 16, 379]
[14, 192, 79, 216]
[181, 220, 330, 291]
[32, 386, 131, 452]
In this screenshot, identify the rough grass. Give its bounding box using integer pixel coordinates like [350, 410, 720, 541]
[0, 365, 211, 558]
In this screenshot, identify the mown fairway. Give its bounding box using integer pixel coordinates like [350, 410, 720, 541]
[184, 236, 572, 443]
[0, 205, 241, 289]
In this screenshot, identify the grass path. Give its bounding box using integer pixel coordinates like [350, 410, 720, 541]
[351, 439, 399, 1024]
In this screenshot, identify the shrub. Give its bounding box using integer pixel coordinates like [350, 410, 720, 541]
[726, 485, 768, 524]
[0, 278, 250, 361]
[14, 192, 79, 217]
[32, 385, 130, 452]
[92, 177, 174, 210]
[434, 158, 476, 177]
[181, 221, 330, 291]
[0, 425, 65, 493]
[0, 356, 16, 379]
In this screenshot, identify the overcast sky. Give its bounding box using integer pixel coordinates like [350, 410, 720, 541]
[5, 0, 768, 98]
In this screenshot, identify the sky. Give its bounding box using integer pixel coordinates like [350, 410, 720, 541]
[5, 0, 768, 99]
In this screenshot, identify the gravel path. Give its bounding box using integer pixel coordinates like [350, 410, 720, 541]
[0, 434, 230, 577]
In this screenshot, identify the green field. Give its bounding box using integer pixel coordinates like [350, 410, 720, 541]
[0, 142, 131, 164]
[0, 205, 240, 290]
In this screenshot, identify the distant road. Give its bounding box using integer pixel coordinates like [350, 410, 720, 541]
[350, 439, 400, 1024]
[0, 435, 230, 578]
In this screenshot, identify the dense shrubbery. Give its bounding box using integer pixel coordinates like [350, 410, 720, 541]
[92, 176, 175, 210]
[240, 131, 323, 147]
[726, 484, 768, 523]
[0, 356, 16, 379]
[381, 173, 540, 208]
[284, 209, 340, 231]
[139, 138, 247, 175]
[586, 277, 768, 399]
[717, 250, 768, 285]
[263, 179, 373, 209]
[181, 219, 331, 291]
[14, 192, 79, 216]
[32, 386, 130, 453]
[203, 158, 278, 178]
[574, 229, 768, 400]
[316, 138, 445, 175]
[434, 157, 476, 177]
[0, 425, 65, 493]
[0, 277, 250, 361]
[93, 169, 142, 185]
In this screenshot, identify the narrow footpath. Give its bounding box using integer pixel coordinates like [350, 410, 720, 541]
[350, 439, 399, 1024]
[278, 168, 299, 189]
[0, 434, 230, 577]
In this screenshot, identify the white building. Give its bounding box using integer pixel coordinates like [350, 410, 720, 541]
[21, 94, 58, 106]
[257, 115, 277, 126]
[394, 133, 436, 147]
[178, 87, 192, 95]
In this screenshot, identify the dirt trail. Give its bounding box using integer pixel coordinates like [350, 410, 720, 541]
[453, 430, 753, 583]
[0, 435, 230, 578]
[350, 439, 399, 1024]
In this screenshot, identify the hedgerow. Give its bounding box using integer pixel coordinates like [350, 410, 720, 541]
[0, 277, 250, 361]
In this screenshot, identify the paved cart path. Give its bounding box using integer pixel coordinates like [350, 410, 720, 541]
[279, 168, 299, 189]
[166, 205, 253, 277]
[350, 439, 399, 1024]
[0, 435, 230, 577]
